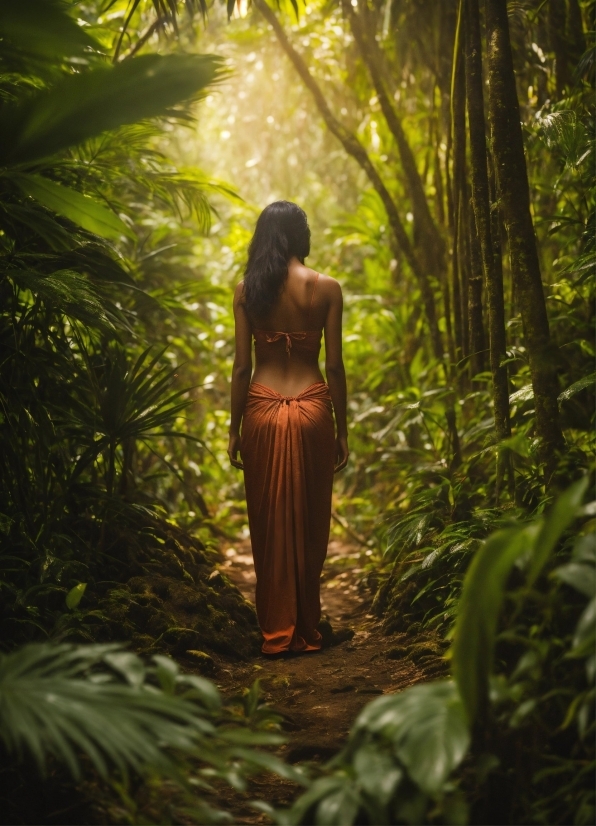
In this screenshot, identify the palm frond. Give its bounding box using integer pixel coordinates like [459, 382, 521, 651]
[0, 53, 224, 168]
[0, 0, 100, 76]
[0, 643, 217, 779]
[8, 269, 115, 330]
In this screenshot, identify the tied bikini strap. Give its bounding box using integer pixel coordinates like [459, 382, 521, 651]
[265, 330, 307, 356]
[255, 272, 320, 357]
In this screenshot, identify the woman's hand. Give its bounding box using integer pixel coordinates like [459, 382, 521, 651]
[334, 435, 349, 473]
[228, 432, 244, 470]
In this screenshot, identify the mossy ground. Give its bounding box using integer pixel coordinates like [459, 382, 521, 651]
[61, 518, 262, 665]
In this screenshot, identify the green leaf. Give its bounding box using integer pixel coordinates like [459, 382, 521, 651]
[0, 53, 224, 168]
[286, 778, 349, 826]
[500, 432, 532, 458]
[0, 0, 98, 66]
[152, 654, 179, 694]
[453, 479, 588, 723]
[180, 674, 221, 711]
[9, 269, 113, 329]
[104, 651, 145, 689]
[572, 596, 596, 657]
[509, 385, 534, 405]
[13, 174, 132, 240]
[558, 373, 596, 403]
[315, 782, 360, 826]
[65, 583, 87, 610]
[228, 747, 305, 784]
[572, 533, 596, 564]
[353, 681, 469, 795]
[353, 744, 403, 805]
[528, 477, 589, 585]
[0, 643, 210, 780]
[554, 560, 596, 598]
[452, 526, 531, 723]
[219, 729, 285, 746]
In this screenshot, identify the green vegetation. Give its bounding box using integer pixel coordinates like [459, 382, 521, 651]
[279, 480, 593, 825]
[0, 643, 303, 823]
[0, 0, 593, 824]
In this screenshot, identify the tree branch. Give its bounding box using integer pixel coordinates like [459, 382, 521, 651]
[342, 0, 446, 278]
[119, 17, 168, 62]
[252, 0, 443, 360]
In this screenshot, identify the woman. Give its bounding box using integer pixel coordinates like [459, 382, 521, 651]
[227, 201, 348, 655]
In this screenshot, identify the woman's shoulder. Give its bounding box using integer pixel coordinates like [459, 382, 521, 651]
[314, 272, 342, 299]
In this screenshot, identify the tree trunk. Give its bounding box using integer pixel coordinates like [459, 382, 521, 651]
[460, 180, 471, 363]
[467, 191, 485, 376]
[465, 0, 512, 495]
[451, 5, 466, 361]
[567, 0, 586, 64]
[433, 140, 446, 227]
[548, 0, 572, 97]
[485, 0, 565, 480]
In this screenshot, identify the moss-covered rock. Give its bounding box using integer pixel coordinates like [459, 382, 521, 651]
[185, 649, 216, 675]
[65, 516, 261, 662]
[317, 615, 355, 648]
[386, 645, 409, 659]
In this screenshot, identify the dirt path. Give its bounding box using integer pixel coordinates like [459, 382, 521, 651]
[198, 538, 435, 823]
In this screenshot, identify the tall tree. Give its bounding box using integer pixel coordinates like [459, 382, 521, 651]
[451, 14, 466, 363]
[465, 0, 512, 494]
[466, 183, 486, 377]
[548, 0, 572, 97]
[485, 0, 565, 481]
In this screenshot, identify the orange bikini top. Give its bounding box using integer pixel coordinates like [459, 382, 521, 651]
[253, 273, 322, 357]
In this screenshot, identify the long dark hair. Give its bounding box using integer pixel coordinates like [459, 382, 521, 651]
[243, 201, 311, 319]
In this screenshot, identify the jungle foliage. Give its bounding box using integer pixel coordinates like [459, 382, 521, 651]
[276, 480, 594, 825]
[0, 0, 257, 661]
[0, 641, 304, 823]
[0, 0, 594, 824]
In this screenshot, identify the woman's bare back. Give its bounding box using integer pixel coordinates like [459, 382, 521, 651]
[230, 253, 347, 473]
[247, 261, 330, 397]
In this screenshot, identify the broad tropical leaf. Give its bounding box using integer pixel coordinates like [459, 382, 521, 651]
[13, 174, 133, 240]
[558, 373, 596, 403]
[352, 680, 470, 795]
[453, 479, 589, 722]
[528, 478, 589, 584]
[554, 533, 596, 599]
[0, 53, 224, 167]
[65, 583, 87, 610]
[555, 533, 596, 661]
[0, 0, 98, 70]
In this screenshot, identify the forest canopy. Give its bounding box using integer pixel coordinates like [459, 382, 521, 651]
[0, 0, 594, 824]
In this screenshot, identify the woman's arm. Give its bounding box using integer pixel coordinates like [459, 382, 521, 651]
[324, 279, 349, 473]
[228, 282, 252, 469]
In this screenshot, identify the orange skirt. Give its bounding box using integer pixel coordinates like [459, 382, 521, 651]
[241, 381, 335, 653]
